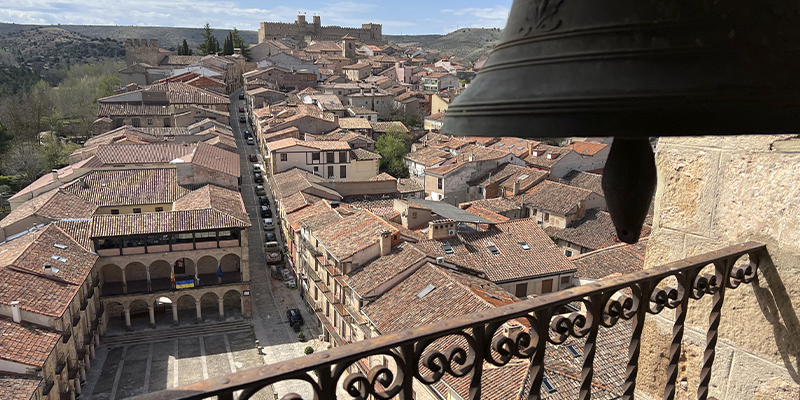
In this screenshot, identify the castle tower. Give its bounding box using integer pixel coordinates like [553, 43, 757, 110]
[342, 35, 357, 62]
[124, 38, 162, 67]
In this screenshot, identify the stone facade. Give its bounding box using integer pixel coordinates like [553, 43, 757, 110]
[258, 15, 384, 45]
[638, 135, 800, 399]
[124, 39, 164, 67]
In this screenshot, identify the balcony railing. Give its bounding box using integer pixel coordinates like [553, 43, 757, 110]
[72, 312, 81, 327]
[135, 242, 764, 400]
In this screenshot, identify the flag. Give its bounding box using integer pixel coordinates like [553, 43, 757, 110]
[176, 280, 194, 289]
[216, 264, 223, 278]
[170, 268, 175, 283]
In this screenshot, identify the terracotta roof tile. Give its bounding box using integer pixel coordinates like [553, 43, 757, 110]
[1, 189, 96, 229]
[523, 181, 592, 215]
[173, 184, 249, 223]
[313, 210, 398, 260]
[403, 147, 452, 167]
[92, 143, 195, 165]
[462, 205, 511, 223]
[61, 168, 190, 207]
[544, 209, 618, 250]
[344, 242, 426, 297]
[0, 317, 61, 367]
[338, 118, 373, 130]
[568, 141, 608, 156]
[0, 373, 42, 399]
[570, 238, 648, 280]
[272, 169, 342, 202]
[177, 142, 241, 177]
[396, 178, 423, 194]
[268, 138, 351, 152]
[370, 121, 408, 133]
[412, 218, 575, 282]
[91, 208, 249, 237]
[524, 144, 575, 169]
[281, 192, 322, 215]
[461, 197, 522, 215]
[560, 170, 604, 197]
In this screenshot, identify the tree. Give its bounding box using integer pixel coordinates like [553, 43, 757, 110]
[97, 75, 120, 98]
[375, 133, 410, 178]
[222, 33, 234, 56]
[178, 39, 192, 56]
[197, 23, 220, 56]
[2, 142, 45, 187]
[229, 27, 251, 61]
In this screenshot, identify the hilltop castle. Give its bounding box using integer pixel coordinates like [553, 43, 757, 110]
[258, 15, 385, 46]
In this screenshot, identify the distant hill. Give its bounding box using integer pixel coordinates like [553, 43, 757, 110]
[387, 28, 502, 61]
[0, 22, 501, 65]
[0, 27, 124, 70]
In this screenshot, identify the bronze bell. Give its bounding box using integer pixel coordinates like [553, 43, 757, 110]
[442, 0, 800, 243]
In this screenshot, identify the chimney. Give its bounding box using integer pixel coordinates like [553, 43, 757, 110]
[513, 179, 521, 195]
[51, 169, 58, 181]
[379, 230, 392, 256]
[10, 301, 21, 323]
[43, 264, 53, 276]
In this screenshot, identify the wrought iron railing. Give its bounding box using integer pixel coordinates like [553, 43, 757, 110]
[134, 242, 764, 400]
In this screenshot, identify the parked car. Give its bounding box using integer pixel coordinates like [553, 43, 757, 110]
[256, 185, 265, 195]
[248, 154, 258, 162]
[259, 196, 268, 205]
[253, 164, 261, 172]
[239, 115, 246, 123]
[239, 93, 245, 99]
[254, 172, 263, 183]
[260, 206, 272, 218]
[246, 137, 254, 145]
[239, 106, 245, 113]
[286, 309, 303, 325]
[265, 241, 281, 263]
[263, 218, 274, 229]
[265, 232, 276, 241]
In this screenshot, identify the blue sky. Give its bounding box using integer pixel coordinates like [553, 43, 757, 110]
[0, 0, 512, 35]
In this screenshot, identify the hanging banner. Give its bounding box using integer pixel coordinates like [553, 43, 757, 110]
[176, 280, 195, 289]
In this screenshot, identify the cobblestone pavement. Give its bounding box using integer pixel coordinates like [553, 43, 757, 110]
[83, 331, 271, 400]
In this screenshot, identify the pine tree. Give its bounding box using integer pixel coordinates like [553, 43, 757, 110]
[179, 39, 191, 56]
[223, 34, 234, 56]
[197, 23, 220, 55]
[230, 27, 252, 61]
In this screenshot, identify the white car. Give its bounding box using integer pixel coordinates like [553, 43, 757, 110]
[263, 218, 274, 230]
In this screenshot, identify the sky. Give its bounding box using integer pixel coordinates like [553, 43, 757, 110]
[0, 0, 513, 35]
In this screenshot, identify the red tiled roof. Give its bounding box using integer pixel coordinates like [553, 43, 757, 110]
[92, 143, 194, 165]
[570, 238, 649, 280]
[0, 317, 61, 367]
[313, 210, 398, 260]
[90, 208, 250, 237]
[344, 242, 426, 297]
[177, 142, 241, 177]
[544, 209, 619, 250]
[413, 218, 575, 282]
[0, 373, 42, 400]
[462, 205, 511, 223]
[173, 184, 249, 224]
[560, 170, 604, 197]
[403, 146, 452, 167]
[61, 168, 190, 207]
[522, 181, 592, 215]
[268, 138, 351, 152]
[569, 141, 608, 156]
[1, 189, 96, 229]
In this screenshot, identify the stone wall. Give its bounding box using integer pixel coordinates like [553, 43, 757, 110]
[638, 135, 800, 399]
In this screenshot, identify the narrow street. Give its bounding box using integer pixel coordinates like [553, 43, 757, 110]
[228, 91, 324, 399]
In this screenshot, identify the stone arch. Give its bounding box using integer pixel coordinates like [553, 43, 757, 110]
[197, 255, 218, 286]
[149, 260, 172, 292]
[127, 299, 150, 330]
[104, 300, 126, 334]
[175, 294, 197, 326]
[100, 264, 123, 296]
[220, 254, 241, 282]
[172, 257, 195, 278]
[223, 290, 242, 319]
[200, 292, 221, 322]
[152, 296, 174, 327]
[124, 262, 148, 294]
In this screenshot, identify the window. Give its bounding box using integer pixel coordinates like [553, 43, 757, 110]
[327, 152, 335, 163]
[581, 247, 589, 254]
[147, 119, 153, 125]
[133, 208, 142, 214]
[519, 242, 531, 250]
[131, 118, 140, 127]
[412, 212, 417, 218]
[532, 208, 537, 216]
[565, 248, 573, 257]
[441, 243, 454, 254]
[487, 245, 500, 255]
[313, 166, 319, 175]
[561, 276, 571, 285]
[544, 212, 550, 222]
[478, 187, 483, 194]
[541, 279, 553, 293]
[339, 151, 348, 163]
[515, 283, 528, 297]
[164, 118, 171, 127]
[155, 207, 164, 212]
[340, 165, 346, 179]
[280, 154, 288, 161]
[174, 258, 186, 275]
[312, 152, 320, 162]
[437, 177, 443, 190]
[110, 209, 120, 215]
[328, 166, 334, 178]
